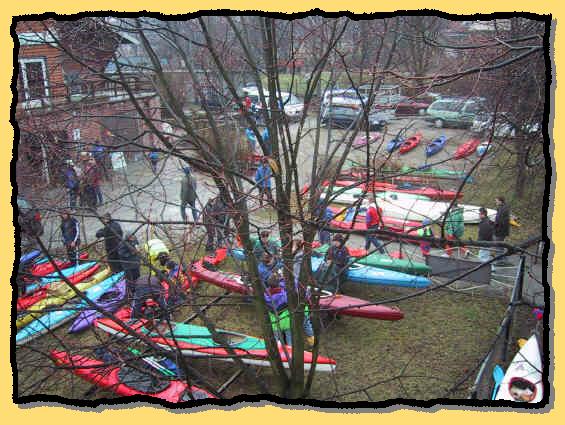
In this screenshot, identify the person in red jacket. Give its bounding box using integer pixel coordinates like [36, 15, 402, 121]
[364, 196, 385, 254]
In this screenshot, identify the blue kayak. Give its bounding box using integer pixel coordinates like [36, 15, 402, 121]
[386, 137, 405, 153]
[310, 256, 431, 288]
[425, 135, 447, 157]
[20, 250, 41, 265]
[25, 262, 97, 294]
[16, 272, 124, 345]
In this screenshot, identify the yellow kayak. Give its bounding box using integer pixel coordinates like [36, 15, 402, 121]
[16, 268, 111, 329]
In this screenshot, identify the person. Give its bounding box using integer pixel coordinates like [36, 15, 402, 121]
[258, 252, 281, 285]
[245, 128, 257, 153]
[92, 143, 110, 181]
[493, 196, 511, 264]
[477, 207, 494, 263]
[253, 230, 279, 261]
[165, 259, 192, 295]
[318, 234, 350, 293]
[60, 210, 80, 265]
[255, 157, 273, 207]
[261, 127, 271, 156]
[118, 233, 141, 285]
[244, 96, 252, 113]
[417, 218, 434, 257]
[149, 150, 159, 174]
[202, 196, 227, 251]
[130, 274, 170, 321]
[96, 213, 123, 273]
[292, 238, 305, 286]
[509, 379, 536, 402]
[62, 160, 80, 209]
[443, 201, 467, 257]
[364, 197, 385, 254]
[315, 200, 333, 245]
[180, 166, 199, 223]
[80, 157, 101, 209]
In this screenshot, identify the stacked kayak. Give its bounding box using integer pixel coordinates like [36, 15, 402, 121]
[191, 260, 404, 320]
[24, 262, 100, 294]
[454, 138, 481, 160]
[328, 205, 421, 233]
[399, 133, 422, 154]
[400, 165, 473, 182]
[494, 335, 543, 403]
[94, 317, 337, 372]
[50, 350, 215, 401]
[16, 268, 113, 328]
[16, 272, 124, 345]
[30, 252, 89, 277]
[68, 280, 127, 333]
[310, 256, 431, 288]
[314, 244, 430, 276]
[425, 135, 447, 157]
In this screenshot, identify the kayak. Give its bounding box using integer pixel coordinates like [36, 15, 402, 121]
[314, 244, 430, 276]
[20, 250, 41, 265]
[353, 132, 381, 149]
[328, 205, 421, 233]
[94, 317, 337, 372]
[25, 261, 99, 293]
[50, 350, 215, 401]
[16, 269, 113, 328]
[400, 165, 473, 182]
[191, 261, 403, 320]
[399, 132, 422, 154]
[386, 136, 404, 153]
[68, 279, 127, 333]
[30, 252, 89, 277]
[16, 273, 123, 345]
[454, 138, 481, 160]
[17, 268, 111, 313]
[495, 335, 543, 403]
[425, 135, 447, 157]
[310, 256, 431, 288]
[376, 191, 431, 202]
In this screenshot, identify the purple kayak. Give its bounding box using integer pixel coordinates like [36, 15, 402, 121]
[68, 280, 127, 333]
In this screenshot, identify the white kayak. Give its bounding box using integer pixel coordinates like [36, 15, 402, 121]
[320, 188, 429, 205]
[495, 335, 543, 403]
[321, 189, 496, 224]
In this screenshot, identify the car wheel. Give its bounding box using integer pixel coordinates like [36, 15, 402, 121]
[418, 109, 427, 116]
[434, 119, 444, 128]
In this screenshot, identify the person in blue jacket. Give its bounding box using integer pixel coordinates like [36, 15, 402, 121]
[258, 252, 281, 286]
[60, 210, 80, 264]
[62, 160, 80, 208]
[255, 157, 273, 207]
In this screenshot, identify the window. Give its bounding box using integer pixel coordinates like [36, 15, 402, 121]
[19, 58, 49, 102]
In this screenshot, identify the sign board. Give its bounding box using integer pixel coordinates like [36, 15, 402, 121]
[426, 255, 491, 285]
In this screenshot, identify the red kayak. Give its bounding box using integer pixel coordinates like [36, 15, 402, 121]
[454, 138, 482, 160]
[30, 252, 89, 277]
[398, 133, 422, 154]
[17, 263, 101, 312]
[191, 261, 404, 321]
[328, 206, 421, 233]
[50, 350, 215, 401]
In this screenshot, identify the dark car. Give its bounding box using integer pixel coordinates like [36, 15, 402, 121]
[17, 196, 44, 239]
[321, 105, 362, 129]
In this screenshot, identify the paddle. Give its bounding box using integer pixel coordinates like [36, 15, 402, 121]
[491, 365, 505, 400]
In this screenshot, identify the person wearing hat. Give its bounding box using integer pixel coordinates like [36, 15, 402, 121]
[254, 157, 273, 207]
[317, 234, 350, 293]
[417, 218, 434, 257]
[180, 166, 199, 223]
[493, 196, 511, 265]
[96, 213, 123, 273]
[253, 230, 280, 261]
[60, 210, 80, 265]
[62, 159, 80, 209]
[118, 233, 141, 301]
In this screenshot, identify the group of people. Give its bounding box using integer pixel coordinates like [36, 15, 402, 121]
[62, 150, 106, 210]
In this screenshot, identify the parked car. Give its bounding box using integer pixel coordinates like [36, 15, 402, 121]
[425, 97, 486, 128]
[241, 87, 304, 120]
[394, 98, 432, 116]
[322, 89, 367, 109]
[321, 106, 393, 130]
[17, 196, 44, 239]
[471, 112, 516, 137]
[368, 109, 395, 130]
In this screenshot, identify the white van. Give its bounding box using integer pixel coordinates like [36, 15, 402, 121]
[241, 87, 304, 120]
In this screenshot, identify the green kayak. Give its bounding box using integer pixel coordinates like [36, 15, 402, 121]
[312, 244, 430, 276]
[399, 166, 473, 181]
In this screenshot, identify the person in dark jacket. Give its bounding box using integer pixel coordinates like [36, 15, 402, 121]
[478, 207, 494, 263]
[318, 234, 350, 293]
[202, 196, 227, 251]
[62, 160, 80, 209]
[493, 196, 511, 265]
[130, 274, 170, 321]
[60, 210, 80, 264]
[96, 213, 123, 273]
[253, 230, 280, 261]
[118, 233, 141, 285]
[180, 166, 199, 223]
